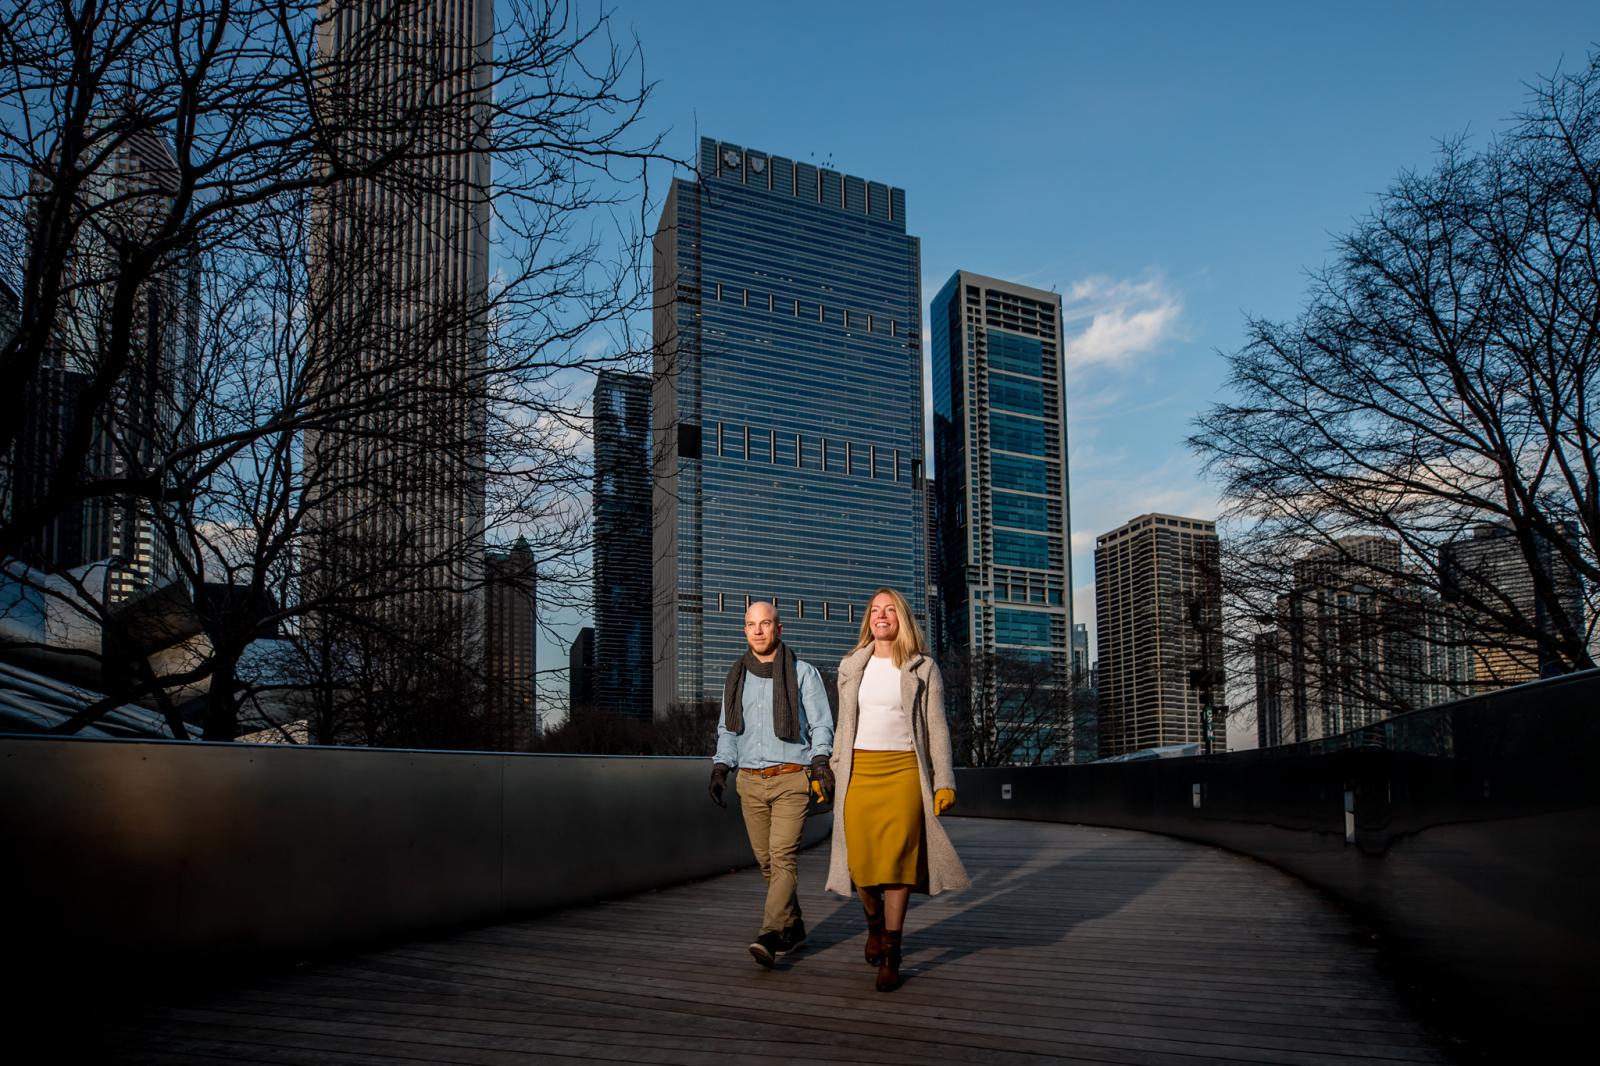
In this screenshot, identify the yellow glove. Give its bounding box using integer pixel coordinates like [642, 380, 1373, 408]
[934, 788, 955, 815]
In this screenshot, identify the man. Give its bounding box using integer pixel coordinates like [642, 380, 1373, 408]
[709, 600, 836, 966]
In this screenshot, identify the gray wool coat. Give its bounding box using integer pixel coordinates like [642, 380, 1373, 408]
[824, 646, 971, 897]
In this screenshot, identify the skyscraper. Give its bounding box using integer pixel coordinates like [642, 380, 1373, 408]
[652, 138, 926, 709]
[304, 0, 491, 649]
[931, 272, 1074, 761]
[1094, 513, 1225, 758]
[1071, 623, 1090, 686]
[7, 125, 197, 603]
[1258, 535, 1469, 745]
[484, 537, 536, 750]
[593, 370, 651, 718]
[569, 626, 595, 720]
[1442, 521, 1586, 688]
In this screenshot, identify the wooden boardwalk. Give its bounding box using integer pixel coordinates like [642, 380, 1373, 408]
[97, 819, 1451, 1064]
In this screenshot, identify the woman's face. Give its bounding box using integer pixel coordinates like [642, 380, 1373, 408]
[868, 593, 900, 643]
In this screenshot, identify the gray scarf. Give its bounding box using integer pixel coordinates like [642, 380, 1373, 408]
[723, 642, 801, 742]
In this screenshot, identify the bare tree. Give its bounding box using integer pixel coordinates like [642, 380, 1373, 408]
[1, 1, 677, 739]
[1194, 55, 1600, 730]
[945, 648, 1087, 766]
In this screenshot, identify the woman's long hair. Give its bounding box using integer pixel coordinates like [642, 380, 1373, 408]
[853, 587, 928, 668]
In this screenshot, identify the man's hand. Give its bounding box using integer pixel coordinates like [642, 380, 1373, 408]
[934, 788, 955, 816]
[709, 763, 730, 808]
[809, 755, 835, 803]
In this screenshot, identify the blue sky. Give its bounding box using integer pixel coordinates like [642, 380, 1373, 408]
[543, 1, 1592, 729]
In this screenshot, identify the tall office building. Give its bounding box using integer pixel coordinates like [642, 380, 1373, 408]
[593, 371, 652, 718]
[1442, 521, 1585, 688]
[6, 125, 197, 603]
[1258, 535, 1468, 745]
[484, 538, 536, 750]
[1071, 623, 1090, 686]
[931, 272, 1074, 760]
[652, 138, 926, 709]
[569, 626, 595, 720]
[1094, 513, 1225, 758]
[304, 0, 491, 649]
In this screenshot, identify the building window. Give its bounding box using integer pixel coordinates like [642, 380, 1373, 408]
[795, 434, 803, 468]
[820, 437, 828, 472]
[716, 422, 725, 457]
[869, 444, 877, 478]
[845, 441, 853, 475]
[768, 428, 776, 463]
[893, 448, 901, 481]
[743, 424, 750, 461]
[797, 599, 805, 618]
[718, 592, 725, 611]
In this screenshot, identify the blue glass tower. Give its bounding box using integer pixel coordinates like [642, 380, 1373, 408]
[652, 138, 926, 708]
[593, 370, 652, 719]
[931, 272, 1075, 756]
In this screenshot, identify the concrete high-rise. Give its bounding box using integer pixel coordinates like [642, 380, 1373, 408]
[304, 0, 491, 647]
[484, 537, 536, 750]
[931, 272, 1074, 761]
[652, 138, 925, 709]
[1257, 535, 1468, 745]
[593, 371, 651, 718]
[6, 126, 197, 603]
[1094, 513, 1225, 758]
[1442, 521, 1586, 688]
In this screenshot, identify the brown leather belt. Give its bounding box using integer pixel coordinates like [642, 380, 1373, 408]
[740, 763, 807, 778]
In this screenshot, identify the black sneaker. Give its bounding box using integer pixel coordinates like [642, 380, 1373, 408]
[748, 931, 783, 966]
[778, 920, 807, 955]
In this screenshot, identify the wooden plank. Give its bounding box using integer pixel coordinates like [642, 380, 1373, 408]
[90, 820, 1454, 1065]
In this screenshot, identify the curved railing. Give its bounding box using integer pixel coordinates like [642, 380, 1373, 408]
[0, 738, 826, 985]
[954, 669, 1600, 1057]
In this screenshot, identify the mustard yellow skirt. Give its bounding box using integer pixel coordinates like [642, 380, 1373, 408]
[845, 749, 924, 887]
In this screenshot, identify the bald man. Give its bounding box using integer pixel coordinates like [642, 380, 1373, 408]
[709, 600, 835, 966]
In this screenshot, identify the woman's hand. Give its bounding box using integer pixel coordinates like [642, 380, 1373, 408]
[934, 788, 955, 815]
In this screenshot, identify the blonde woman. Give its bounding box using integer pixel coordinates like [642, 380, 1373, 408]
[825, 587, 969, 991]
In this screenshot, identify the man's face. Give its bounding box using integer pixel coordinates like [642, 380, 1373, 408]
[744, 603, 781, 656]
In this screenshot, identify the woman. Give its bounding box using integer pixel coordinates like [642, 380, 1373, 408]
[826, 587, 969, 992]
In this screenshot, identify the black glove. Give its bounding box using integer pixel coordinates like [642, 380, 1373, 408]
[809, 755, 835, 803]
[709, 762, 730, 808]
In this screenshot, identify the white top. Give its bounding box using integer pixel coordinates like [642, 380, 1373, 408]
[854, 655, 913, 751]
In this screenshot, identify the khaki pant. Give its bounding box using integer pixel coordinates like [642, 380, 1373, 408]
[735, 769, 811, 935]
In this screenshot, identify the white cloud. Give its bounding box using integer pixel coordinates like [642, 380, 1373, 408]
[1061, 275, 1182, 373]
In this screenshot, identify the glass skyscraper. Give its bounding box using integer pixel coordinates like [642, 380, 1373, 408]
[593, 370, 652, 718]
[652, 137, 926, 708]
[931, 272, 1075, 756]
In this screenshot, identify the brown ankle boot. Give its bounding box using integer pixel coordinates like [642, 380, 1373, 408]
[875, 930, 903, 992]
[863, 908, 886, 966]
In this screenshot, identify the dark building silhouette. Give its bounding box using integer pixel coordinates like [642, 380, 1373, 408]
[484, 538, 536, 750]
[593, 371, 651, 719]
[569, 626, 595, 720]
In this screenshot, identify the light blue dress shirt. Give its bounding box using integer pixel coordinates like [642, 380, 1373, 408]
[714, 660, 834, 769]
